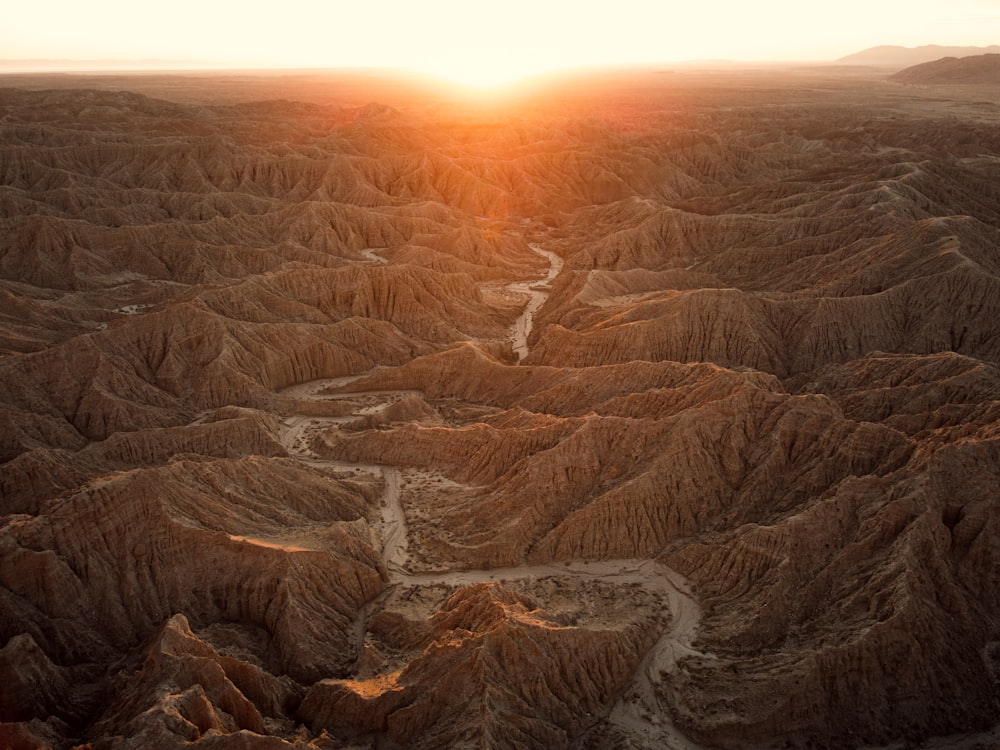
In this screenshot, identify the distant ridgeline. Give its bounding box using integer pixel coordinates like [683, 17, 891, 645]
[836, 43, 1000, 69]
[890, 53, 1000, 84]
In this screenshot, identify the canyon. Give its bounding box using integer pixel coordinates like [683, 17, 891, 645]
[1, 66, 999, 749]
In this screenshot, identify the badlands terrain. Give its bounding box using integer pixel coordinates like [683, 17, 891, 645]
[1, 65, 999, 749]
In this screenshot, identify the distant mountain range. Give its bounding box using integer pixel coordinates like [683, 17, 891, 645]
[0, 58, 220, 73]
[835, 45, 1000, 70]
[890, 53, 1000, 84]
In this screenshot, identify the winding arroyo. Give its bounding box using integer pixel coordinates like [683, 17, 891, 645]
[277, 368, 705, 748]
[510, 244, 564, 362]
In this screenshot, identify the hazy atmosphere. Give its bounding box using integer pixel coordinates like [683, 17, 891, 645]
[3, 0, 1000, 747]
[4, 0, 1000, 83]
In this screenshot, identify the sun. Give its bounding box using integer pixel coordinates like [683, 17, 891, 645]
[423, 63, 532, 90]
[404, 46, 567, 92]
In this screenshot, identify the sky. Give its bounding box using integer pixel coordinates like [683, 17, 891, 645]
[3, 0, 1000, 86]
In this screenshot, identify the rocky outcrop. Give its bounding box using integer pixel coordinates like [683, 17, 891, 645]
[299, 582, 661, 749]
[0, 455, 386, 741]
[87, 614, 300, 747]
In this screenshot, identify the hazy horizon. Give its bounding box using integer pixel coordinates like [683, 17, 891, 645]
[4, 0, 1000, 87]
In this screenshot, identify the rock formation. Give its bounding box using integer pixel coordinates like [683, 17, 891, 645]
[1, 68, 998, 748]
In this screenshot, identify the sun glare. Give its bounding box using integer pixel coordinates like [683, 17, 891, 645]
[421, 70, 541, 99]
[409, 50, 563, 92]
[4, 0, 1000, 84]
[426, 64, 532, 90]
